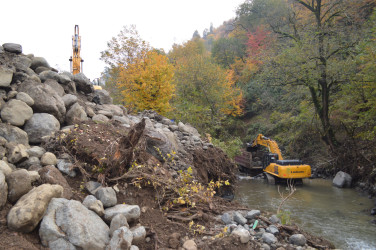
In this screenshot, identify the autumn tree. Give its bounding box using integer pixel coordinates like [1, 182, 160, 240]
[170, 39, 243, 133]
[100, 25, 150, 104]
[118, 50, 175, 115]
[238, 0, 372, 150]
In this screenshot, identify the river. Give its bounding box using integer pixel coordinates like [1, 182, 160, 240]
[235, 177, 376, 250]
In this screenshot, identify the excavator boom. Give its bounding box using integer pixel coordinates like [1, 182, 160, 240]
[69, 25, 84, 75]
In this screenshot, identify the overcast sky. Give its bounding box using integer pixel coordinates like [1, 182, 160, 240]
[1, 0, 245, 81]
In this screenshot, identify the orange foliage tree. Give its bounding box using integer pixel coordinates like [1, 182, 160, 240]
[118, 51, 175, 115]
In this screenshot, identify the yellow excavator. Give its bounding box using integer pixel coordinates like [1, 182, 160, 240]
[247, 134, 311, 183]
[69, 25, 84, 75]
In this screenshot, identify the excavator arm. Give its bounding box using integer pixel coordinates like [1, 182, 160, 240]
[69, 25, 84, 75]
[247, 134, 283, 160]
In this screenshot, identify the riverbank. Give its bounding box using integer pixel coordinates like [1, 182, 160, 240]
[236, 177, 376, 249]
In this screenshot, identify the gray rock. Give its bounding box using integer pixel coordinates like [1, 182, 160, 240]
[107, 226, 133, 250]
[0, 160, 12, 176]
[131, 226, 146, 245]
[269, 215, 281, 224]
[246, 210, 261, 220]
[97, 104, 124, 117]
[0, 123, 28, 145]
[231, 226, 250, 244]
[112, 115, 131, 125]
[39, 198, 110, 249]
[26, 146, 46, 158]
[130, 245, 139, 250]
[145, 129, 173, 162]
[48, 238, 76, 250]
[30, 57, 50, 70]
[266, 225, 279, 235]
[65, 103, 88, 125]
[63, 81, 76, 94]
[44, 79, 65, 96]
[57, 73, 71, 84]
[104, 204, 141, 223]
[0, 171, 8, 208]
[0, 66, 13, 87]
[0, 45, 3, 53]
[41, 152, 57, 166]
[57, 159, 76, 177]
[7, 90, 18, 99]
[8, 143, 29, 164]
[234, 211, 247, 225]
[73, 73, 94, 94]
[24, 113, 60, 144]
[261, 243, 270, 250]
[35, 66, 50, 74]
[18, 80, 66, 122]
[7, 169, 32, 203]
[178, 122, 200, 137]
[14, 56, 32, 72]
[3, 43, 22, 53]
[92, 114, 110, 123]
[7, 184, 63, 232]
[85, 106, 95, 117]
[333, 171, 352, 188]
[95, 187, 117, 208]
[39, 165, 72, 199]
[110, 214, 129, 236]
[27, 170, 40, 182]
[62, 94, 78, 108]
[83, 195, 104, 216]
[97, 109, 113, 118]
[16, 92, 34, 106]
[262, 232, 277, 245]
[221, 212, 233, 225]
[85, 181, 102, 195]
[39, 71, 60, 83]
[289, 234, 306, 246]
[1, 99, 33, 126]
[93, 89, 113, 105]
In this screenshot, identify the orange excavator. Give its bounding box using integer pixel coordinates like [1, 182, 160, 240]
[69, 25, 84, 75]
[247, 134, 311, 183]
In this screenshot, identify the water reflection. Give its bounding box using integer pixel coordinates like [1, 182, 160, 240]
[235, 178, 376, 250]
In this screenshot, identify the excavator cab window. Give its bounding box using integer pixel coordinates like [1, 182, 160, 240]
[262, 153, 278, 169]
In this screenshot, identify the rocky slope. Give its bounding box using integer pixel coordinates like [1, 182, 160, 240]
[0, 43, 334, 250]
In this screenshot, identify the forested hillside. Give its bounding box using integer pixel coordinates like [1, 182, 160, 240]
[101, 0, 376, 186]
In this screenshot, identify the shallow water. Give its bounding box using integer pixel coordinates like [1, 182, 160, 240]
[235, 177, 376, 250]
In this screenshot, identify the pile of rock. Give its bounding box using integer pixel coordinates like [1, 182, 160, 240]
[218, 210, 312, 250]
[0, 42, 229, 249]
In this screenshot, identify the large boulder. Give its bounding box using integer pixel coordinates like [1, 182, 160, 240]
[16, 92, 34, 106]
[104, 204, 141, 223]
[145, 129, 173, 162]
[8, 143, 29, 164]
[0, 66, 13, 87]
[0, 123, 28, 145]
[97, 104, 125, 117]
[39, 198, 110, 249]
[62, 94, 78, 108]
[7, 184, 63, 232]
[73, 73, 94, 94]
[333, 171, 352, 188]
[24, 113, 60, 144]
[6, 169, 33, 203]
[18, 80, 66, 122]
[0, 171, 7, 208]
[2, 43, 22, 54]
[39, 165, 72, 199]
[30, 56, 50, 71]
[1, 99, 33, 126]
[65, 103, 88, 125]
[14, 56, 32, 72]
[262, 232, 277, 245]
[44, 79, 65, 96]
[92, 89, 112, 105]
